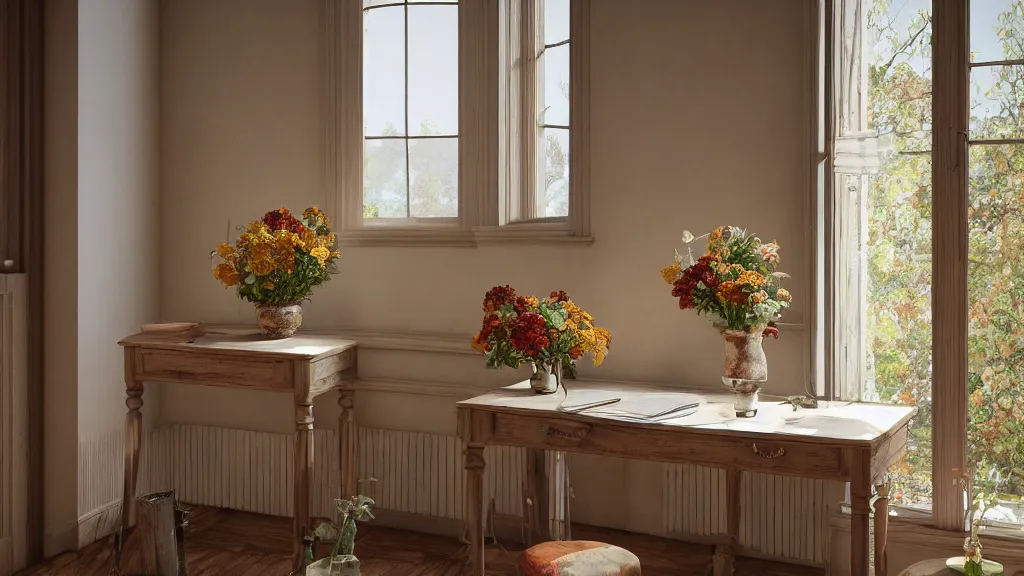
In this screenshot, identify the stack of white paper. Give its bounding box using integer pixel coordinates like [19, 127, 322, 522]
[560, 393, 706, 422]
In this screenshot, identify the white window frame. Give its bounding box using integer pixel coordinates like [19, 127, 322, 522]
[323, 0, 592, 247]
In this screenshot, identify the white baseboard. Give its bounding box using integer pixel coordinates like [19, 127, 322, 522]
[77, 500, 122, 549]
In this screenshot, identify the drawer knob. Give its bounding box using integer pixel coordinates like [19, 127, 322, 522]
[752, 443, 786, 459]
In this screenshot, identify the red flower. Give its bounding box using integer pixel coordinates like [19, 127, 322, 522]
[510, 312, 551, 358]
[483, 285, 516, 313]
[763, 323, 780, 339]
[477, 313, 502, 343]
[549, 290, 569, 302]
[262, 208, 307, 234]
[513, 296, 533, 315]
[671, 255, 720, 310]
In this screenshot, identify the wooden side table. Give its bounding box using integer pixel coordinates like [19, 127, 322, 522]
[118, 331, 358, 575]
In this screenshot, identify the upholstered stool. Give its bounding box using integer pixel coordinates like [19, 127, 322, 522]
[518, 541, 641, 576]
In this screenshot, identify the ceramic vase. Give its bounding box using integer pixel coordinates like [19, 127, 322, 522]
[256, 303, 303, 339]
[530, 361, 561, 394]
[721, 328, 767, 417]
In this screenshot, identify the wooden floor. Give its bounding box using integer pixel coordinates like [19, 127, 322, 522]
[17, 506, 824, 575]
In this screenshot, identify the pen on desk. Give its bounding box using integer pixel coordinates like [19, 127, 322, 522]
[557, 398, 622, 413]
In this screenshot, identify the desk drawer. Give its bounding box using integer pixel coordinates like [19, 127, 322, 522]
[135, 349, 293, 391]
[491, 412, 848, 480]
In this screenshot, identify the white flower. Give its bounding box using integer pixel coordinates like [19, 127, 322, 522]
[681, 230, 694, 243]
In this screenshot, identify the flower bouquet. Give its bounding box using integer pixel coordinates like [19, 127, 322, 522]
[471, 287, 611, 394]
[660, 226, 791, 416]
[212, 207, 339, 338]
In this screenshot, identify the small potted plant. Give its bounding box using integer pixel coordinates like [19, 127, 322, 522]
[660, 226, 791, 416]
[306, 495, 375, 576]
[212, 207, 339, 338]
[471, 287, 611, 394]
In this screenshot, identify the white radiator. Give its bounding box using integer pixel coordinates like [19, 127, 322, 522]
[91, 424, 569, 533]
[663, 464, 828, 563]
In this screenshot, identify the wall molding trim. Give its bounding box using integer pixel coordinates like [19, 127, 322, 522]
[203, 322, 804, 358]
[354, 377, 487, 399]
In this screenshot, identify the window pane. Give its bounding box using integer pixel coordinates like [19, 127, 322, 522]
[851, 0, 934, 510]
[541, 44, 569, 126]
[970, 0, 1024, 63]
[541, 127, 569, 218]
[543, 0, 570, 45]
[364, 138, 409, 218]
[408, 5, 459, 136]
[409, 137, 458, 217]
[968, 145, 1024, 526]
[971, 65, 1024, 141]
[410, 0, 457, 3]
[364, 0, 397, 8]
[364, 6, 406, 137]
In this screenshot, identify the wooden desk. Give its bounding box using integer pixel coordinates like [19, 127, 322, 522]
[118, 331, 358, 575]
[457, 382, 915, 576]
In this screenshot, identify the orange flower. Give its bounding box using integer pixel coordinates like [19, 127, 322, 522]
[216, 243, 235, 258]
[213, 263, 241, 287]
[660, 263, 682, 284]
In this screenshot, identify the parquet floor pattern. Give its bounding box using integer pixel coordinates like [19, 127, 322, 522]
[17, 506, 824, 576]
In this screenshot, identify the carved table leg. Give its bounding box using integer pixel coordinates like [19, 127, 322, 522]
[850, 449, 871, 576]
[526, 448, 550, 546]
[120, 351, 144, 535]
[714, 468, 741, 576]
[293, 401, 314, 575]
[874, 483, 890, 576]
[339, 389, 356, 499]
[465, 445, 486, 576]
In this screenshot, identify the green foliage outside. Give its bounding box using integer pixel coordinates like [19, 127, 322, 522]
[866, 0, 1023, 517]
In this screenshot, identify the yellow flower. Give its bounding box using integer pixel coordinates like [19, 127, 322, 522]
[250, 259, 275, 276]
[751, 290, 768, 304]
[310, 246, 330, 264]
[471, 332, 487, 353]
[216, 243, 235, 258]
[263, 281, 275, 290]
[275, 230, 302, 247]
[300, 229, 317, 248]
[213, 263, 241, 287]
[776, 288, 792, 302]
[248, 244, 275, 276]
[247, 221, 269, 235]
[736, 270, 767, 287]
[660, 263, 682, 284]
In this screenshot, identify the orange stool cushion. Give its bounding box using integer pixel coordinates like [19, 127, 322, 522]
[518, 541, 642, 576]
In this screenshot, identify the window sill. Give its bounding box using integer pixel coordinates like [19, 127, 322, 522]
[335, 229, 477, 248]
[334, 226, 594, 248]
[472, 225, 594, 246]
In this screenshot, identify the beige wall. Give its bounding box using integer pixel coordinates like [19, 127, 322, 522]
[42, 0, 161, 553]
[76, 0, 162, 520]
[158, 0, 811, 534]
